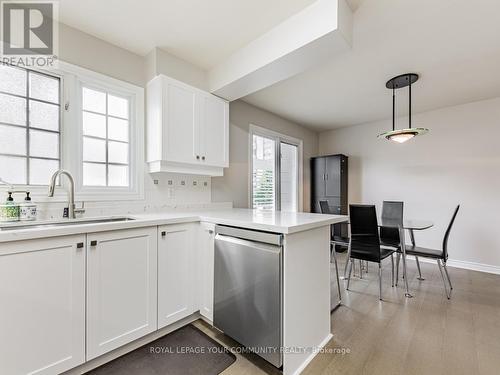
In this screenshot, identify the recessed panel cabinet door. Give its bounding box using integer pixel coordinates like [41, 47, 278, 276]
[199, 222, 215, 321]
[198, 93, 229, 168]
[0, 235, 85, 375]
[86, 227, 158, 360]
[325, 156, 341, 197]
[165, 80, 198, 164]
[158, 224, 196, 328]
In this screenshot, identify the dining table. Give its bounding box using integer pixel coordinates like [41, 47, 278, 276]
[341, 218, 434, 298]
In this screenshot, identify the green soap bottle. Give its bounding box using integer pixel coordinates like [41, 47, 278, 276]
[0, 192, 20, 222]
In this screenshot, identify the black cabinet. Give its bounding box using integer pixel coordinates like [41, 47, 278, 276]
[311, 154, 348, 215]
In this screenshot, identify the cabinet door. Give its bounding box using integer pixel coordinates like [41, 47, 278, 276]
[311, 157, 326, 212]
[199, 222, 215, 321]
[158, 223, 195, 328]
[86, 227, 157, 360]
[164, 79, 199, 164]
[325, 156, 341, 197]
[0, 235, 85, 375]
[198, 93, 229, 167]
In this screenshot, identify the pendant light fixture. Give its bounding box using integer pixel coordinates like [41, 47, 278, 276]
[378, 73, 428, 143]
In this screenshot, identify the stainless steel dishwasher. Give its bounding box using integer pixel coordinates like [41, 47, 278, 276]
[214, 225, 283, 368]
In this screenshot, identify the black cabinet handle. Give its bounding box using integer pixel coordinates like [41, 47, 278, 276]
[161, 231, 166, 237]
[76, 242, 84, 248]
[90, 240, 97, 246]
[196, 155, 200, 160]
[202, 156, 205, 161]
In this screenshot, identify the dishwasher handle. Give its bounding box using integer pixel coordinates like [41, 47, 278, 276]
[215, 225, 282, 246]
[215, 233, 282, 255]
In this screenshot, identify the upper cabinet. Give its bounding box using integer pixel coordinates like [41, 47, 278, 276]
[146, 75, 229, 176]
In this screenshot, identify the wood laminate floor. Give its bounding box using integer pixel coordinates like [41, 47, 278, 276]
[194, 253, 500, 375]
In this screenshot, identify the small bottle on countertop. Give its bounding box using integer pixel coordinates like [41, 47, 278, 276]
[0, 192, 20, 222]
[19, 192, 37, 221]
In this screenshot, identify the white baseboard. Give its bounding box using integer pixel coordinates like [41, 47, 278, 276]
[290, 333, 333, 375]
[406, 255, 500, 275]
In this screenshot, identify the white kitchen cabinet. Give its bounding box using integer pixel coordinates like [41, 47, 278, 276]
[86, 227, 158, 360]
[198, 222, 215, 321]
[158, 223, 196, 328]
[0, 235, 85, 375]
[146, 74, 229, 176]
[199, 93, 229, 168]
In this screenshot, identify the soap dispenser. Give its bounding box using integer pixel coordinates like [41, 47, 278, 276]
[0, 192, 20, 222]
[20, 192, 37, 221]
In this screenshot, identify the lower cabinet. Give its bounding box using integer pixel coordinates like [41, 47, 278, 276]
[199, 222, 215, 321]
[0, 235, 86, 375]
[158, 223, 196, 328]
[86, 227, 158, 360]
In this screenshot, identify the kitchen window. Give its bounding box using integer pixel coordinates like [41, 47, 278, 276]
[0, 64, 61, 186]
[0, 61, 144, 201]
[250, 125, 303, 212]
[81, 86, 130, 187]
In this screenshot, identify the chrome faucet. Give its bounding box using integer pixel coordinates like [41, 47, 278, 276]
[48, 170, 85, 219]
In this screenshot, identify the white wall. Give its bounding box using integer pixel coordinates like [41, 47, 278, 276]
[319, 97, 500, 271]
[212, 100, 318, 211]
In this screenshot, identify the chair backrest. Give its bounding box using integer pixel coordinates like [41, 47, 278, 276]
[319, 200, 331, 214]
[349, 205, 382, 259]
[442, 205, 460, 260]
[380, 201, 404, 244]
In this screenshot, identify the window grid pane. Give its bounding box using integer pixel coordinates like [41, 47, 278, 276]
[81, 86, 130, 187]
[0, 64, 60, 186]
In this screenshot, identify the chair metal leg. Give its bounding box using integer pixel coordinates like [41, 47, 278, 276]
[359, 259, 363, 279]
[437, 259, 451, 299]
[378, 262, 382, 300]
[395, 253, 400, 286]
[346, 258, 353, 290]
[391, 254, 394, 287]
[365, 261, 369, 273]
[443, 261, 453, 290]
[416, 256, 425, 280]
[343, 243, 351, 279]
[331, 245, 342, 304]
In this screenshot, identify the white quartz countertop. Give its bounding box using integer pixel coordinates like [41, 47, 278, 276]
[0, 208, 348, 243]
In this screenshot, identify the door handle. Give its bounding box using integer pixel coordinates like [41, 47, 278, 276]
[90, 240, 97, 246]
[76, 242, 84, 249]
[161, 231, 166, 237]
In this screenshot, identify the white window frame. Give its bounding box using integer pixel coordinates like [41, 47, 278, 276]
[248, 124, 303, 212]
[60, 62, 144, 201]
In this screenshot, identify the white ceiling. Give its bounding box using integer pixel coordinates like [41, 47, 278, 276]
[59, 0, 315, 69]
[243, 0, 500, 130]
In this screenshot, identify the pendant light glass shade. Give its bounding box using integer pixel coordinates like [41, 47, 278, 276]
[379, 73, 429, 143]
[378, 128, 428, 143]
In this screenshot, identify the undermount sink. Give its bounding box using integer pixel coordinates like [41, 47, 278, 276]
[0, 217, 135, 231]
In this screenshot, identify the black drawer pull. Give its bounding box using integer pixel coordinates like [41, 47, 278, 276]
[161, 231, 166, 237]
[76, 242, 84, 248]
[90, 240, 98, 246]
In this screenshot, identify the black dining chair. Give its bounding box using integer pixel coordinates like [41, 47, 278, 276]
[318, 200, 344, 309]
[319, 201, 361, 279]
[404, 205, 460, 299]
[319, 201, 350, 247]
[346, 204, 395, 300]
[378, 201, 416, 283]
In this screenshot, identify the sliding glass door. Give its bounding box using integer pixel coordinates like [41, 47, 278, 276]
[251, 127, 301, 212]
